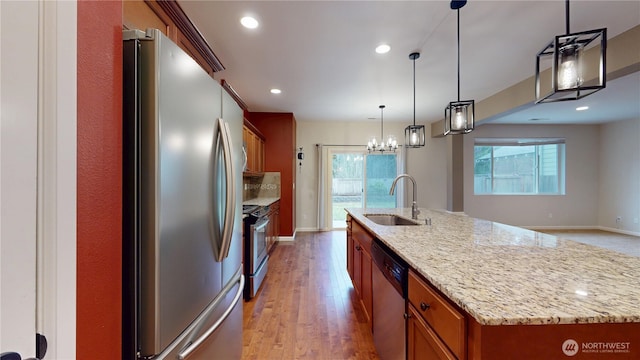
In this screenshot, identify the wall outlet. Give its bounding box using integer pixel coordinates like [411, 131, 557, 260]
[634, 218, 639, 224]
[616, 216, 622, 224]
[548, 213, 553, 218]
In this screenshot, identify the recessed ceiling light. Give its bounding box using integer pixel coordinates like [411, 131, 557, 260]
[375, 44, 391, 54]
[270, 88, 281, 94]
[240, 16, 259, 29]
[576, 106, 589, 111]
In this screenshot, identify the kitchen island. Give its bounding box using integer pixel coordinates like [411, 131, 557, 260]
[346, 208, 640, 359]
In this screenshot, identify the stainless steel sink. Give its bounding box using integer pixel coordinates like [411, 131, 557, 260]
[364, 214, 419, 226]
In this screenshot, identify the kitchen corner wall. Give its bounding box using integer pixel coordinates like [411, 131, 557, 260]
[77, 0, 122, 358]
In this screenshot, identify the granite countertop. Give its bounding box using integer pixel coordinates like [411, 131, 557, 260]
[243, 197, 280, 207]
[346, 207, 640, 326]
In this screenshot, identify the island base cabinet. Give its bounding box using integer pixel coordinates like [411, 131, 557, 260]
[346, 215, 373, 330]
[408, 304, 457, 360]
[468, 319, 640, 359]
[408, 270, 466, 359]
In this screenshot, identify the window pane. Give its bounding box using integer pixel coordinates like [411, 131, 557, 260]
[539, 144, 559, 193]
[493, 145, 535, 193]
[474, 146, 492, 194]
[365, 154, 396, 208]
[473, 141, 565, 195]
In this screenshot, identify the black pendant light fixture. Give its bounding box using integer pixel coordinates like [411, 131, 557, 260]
[367, 105, 397, 153]
[405, 52, 425, 148]
[444, 0, 474, 135]
[535, 0, 606, 103]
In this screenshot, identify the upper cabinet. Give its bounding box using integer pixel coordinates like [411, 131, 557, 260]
[123, 0, 224, 76]
[242, 122, 265, 173]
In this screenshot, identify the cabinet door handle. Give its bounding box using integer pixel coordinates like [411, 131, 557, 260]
[420, 302, 430, 311]
[355, 245, 362, 251]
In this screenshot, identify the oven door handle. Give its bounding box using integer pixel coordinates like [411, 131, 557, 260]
[215, 118, 236, 262]
[253, 217, 269, 232]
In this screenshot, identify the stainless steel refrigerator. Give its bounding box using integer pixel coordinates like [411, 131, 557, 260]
[123, 28, 244, 359]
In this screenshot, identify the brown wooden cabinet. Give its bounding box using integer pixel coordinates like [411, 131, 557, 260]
[408, 304, 457, 360]
[346, 216, 354, 282]
[266, 200, 280, 254]
[242, 124, 265, 173]
[346, 216, 373, 329]
[123, 0, 224, 77]
[408, 270, 466, 360]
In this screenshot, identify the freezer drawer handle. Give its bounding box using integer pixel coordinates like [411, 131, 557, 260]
[177, 274, 245, 360]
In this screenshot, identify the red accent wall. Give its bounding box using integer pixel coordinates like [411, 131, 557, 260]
[249, 112, 297, 236]
[77, 1, 122, 358]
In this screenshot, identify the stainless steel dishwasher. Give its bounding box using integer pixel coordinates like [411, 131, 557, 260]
[371, 238, 408, 360]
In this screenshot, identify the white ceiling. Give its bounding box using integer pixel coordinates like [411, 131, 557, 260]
[179, 0, 640, 126]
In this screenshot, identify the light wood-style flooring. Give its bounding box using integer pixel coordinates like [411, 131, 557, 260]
[538, 229, 640, 257]
[242, 231, 379, 360]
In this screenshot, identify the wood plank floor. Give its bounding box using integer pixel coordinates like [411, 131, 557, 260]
[242, 231, 379, 360]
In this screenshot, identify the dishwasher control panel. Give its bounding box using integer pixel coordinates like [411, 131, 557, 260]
[371, 238, 408, 298]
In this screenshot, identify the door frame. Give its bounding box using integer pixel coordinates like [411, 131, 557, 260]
[0, 1, 77, 358]
[321, 146, 405, 230]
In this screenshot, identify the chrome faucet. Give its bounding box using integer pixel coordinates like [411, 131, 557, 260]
[389, 174, 420, 220]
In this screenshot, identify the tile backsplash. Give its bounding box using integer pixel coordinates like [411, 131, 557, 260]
[243, 172, 281, 200]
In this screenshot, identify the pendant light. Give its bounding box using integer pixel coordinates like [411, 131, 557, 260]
[444, 0, 474, 135]
[405, 52, 425, 147]
[535, 0, 606, 103]
[367, 105, 397, 153]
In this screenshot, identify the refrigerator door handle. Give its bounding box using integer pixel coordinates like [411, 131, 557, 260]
[176, 274, 245, 360]
[215, 118, 236, 262]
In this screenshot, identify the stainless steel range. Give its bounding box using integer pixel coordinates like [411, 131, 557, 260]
[243, 204, 270, 300]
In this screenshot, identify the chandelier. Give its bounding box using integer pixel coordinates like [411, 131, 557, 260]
[367, 105, 397, 153]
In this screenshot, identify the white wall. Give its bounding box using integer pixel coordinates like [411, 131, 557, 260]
[464, 124, 600, 227]
[296, 118, 640, 235]
[295, 120, 447, 231]
[598, 118, 640, 234]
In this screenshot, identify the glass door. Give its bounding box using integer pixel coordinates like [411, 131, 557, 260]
[329, 150, 398, 229]
[364, 153, 397, 208]
[331, 152, 364, 228]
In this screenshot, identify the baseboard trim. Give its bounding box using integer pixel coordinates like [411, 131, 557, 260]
[277, 235, 295, 242]
[525, 225, 595, 231]
[596, 226, 640, 237]
[526, 225, 640, 237]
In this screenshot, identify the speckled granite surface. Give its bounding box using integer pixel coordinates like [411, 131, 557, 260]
[346, 208, 640, 326]
[243, 197, 280, 207]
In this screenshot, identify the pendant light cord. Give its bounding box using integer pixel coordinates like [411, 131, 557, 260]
[380, 105, 384, 144]
[457, 8, 461, 102]
[413, 56, 416, 126]
[565, 0, 570, 35]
